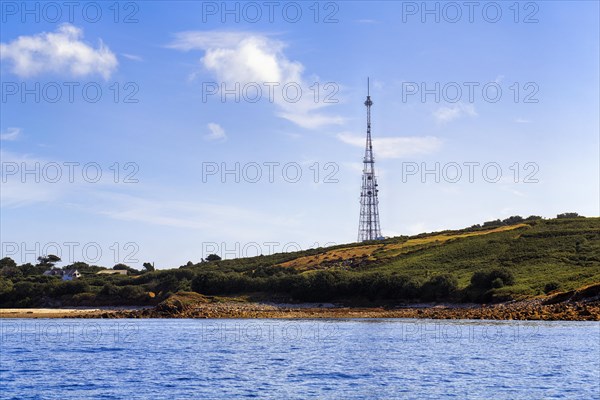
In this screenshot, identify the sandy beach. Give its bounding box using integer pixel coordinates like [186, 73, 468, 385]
[0, 308, 103, 318]
[0, 307, 148, 319]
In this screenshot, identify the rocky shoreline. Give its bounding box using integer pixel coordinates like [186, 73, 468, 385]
[2, 284, 599, 321]
[94, 298, 600, 321]
[2, 299, 598, 321]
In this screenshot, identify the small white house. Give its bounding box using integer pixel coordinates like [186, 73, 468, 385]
[43, 268, 81, 280]
[43, 268, 63, 277]
[62, 269, 81, 281]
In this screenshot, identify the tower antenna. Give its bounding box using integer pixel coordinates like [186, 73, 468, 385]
[357, 78, 382, 242]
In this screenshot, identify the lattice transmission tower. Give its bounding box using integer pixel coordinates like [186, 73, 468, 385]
[357, 78, 383, 242]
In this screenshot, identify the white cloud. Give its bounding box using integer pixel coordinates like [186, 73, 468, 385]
[503, 187, 526, 197]
[278, 112, 345, 130]
[0, 127, 21, 141]
[169, 31, 253, 52]
[205, 122, 227, 141]
[0, 149, 139, 208]
[122, 53, 143, 62]
[433, 103, 477, 123]
[336, 132, 442, 159]
[0, 150, 64, 207]
[168, 30, 344, 129]
[94, 192, 301, 242]
[0, 24, 117, 79]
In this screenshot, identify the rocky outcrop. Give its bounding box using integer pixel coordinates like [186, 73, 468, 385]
[543, 283, 600, 305]
[92, 295, 599, 321]
[7, 285, 598, 320]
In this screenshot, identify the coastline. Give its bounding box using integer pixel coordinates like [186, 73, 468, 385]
[1, 299, 598, 320]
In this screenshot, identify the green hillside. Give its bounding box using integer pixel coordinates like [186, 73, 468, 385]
[1, 216, 599, 307]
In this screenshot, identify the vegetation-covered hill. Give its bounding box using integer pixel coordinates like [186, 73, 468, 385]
[1, 216, 598, 307]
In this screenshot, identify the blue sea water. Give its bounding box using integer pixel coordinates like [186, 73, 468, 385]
[0, 319, 598, 399]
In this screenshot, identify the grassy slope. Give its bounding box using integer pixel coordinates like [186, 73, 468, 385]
[386, 218, 599, 294]
[209, 217, 599, 297]
[2, 217, 598, 308]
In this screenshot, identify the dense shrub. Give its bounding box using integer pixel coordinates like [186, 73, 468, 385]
[52, 280, 90, 296]
[189, 270, 423, 303]
[118, 285, 147, 301]
[502, 216, 524, 225]
[557, 212, 581, 219]
[420, 274, 459, 301]
[491, 278, 504, 288]
[192, 272, 259, 295]
[465, 268, 517, 303]
[0, 277, 14, 296]
[544, 282, 560, 294]
[100, 283, 119, 296]
[70, 292, 96, 306]
[470, 268, 515, 290]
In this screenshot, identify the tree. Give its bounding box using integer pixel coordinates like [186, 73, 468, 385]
[118, 285, 146, 302]
[502, 215, 524, 225]
[156, 275, 181, 293]
[525, 215, 543, 221]
[113, 264, 139, 274]
[100, 283, 118, 296]
[491, 278, 504, 288]
[482, 219, 503, 228]
[37, 254, 61, 267]
[0, 257, 17, 269]
[487, 269, 515, 286]
[66, 262, 89, 270]
[0, 277, 14, 297]
[421, 274, 458, 301]
[19, 263, 40, 276]
[142, 262, 155, 272]
[0, 264, 23, 278]
[205, 254, 222, 262]
[557, 212, 581, 219]
[470, 268, 515, 290]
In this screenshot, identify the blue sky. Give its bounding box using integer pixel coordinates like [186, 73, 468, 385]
[1, 1, 598, 268]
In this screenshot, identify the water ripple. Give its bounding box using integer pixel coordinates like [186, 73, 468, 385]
[0, 319, 598, 399]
